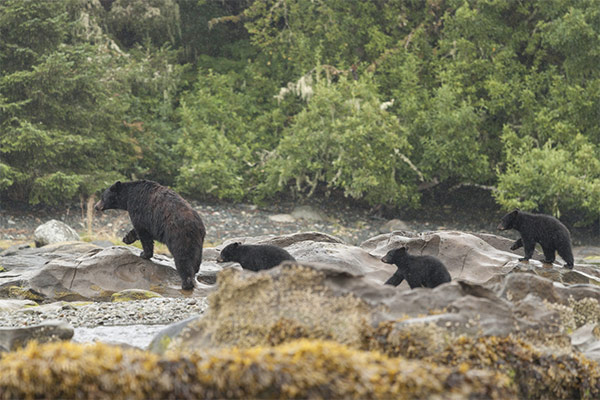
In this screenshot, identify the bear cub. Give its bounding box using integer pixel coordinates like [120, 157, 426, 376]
[217, 242, 295, 272]
[381, 247, 451, 289]
[497, 209, 574, 269]
[95, 180, 206, 290]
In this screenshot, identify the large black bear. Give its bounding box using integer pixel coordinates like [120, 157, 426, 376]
[95, 180, 206, 290]
[381, 247, 451, 289]
[497, 209, 574, 268]
[217, 242, 295, 271]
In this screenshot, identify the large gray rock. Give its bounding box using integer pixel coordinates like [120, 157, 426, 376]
[0, 243, 213, 301]
[34, 219, 80, 247]
[204, 231, 394, 285]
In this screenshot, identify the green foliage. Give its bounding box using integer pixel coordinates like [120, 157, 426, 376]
[3, 0, 600, 223]
[175, 70, 253, 201]
[258, 73, 419, 207]
[495, 130, 600, 221]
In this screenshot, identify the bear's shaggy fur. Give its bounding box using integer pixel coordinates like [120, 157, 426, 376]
[381, 247, 451, 289]
[95, 180, 205, 290]
[217, 242, 295, 271]
[497, 209, 574, 268]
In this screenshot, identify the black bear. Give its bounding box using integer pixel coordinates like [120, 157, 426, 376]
[381, 247, 451, 289]
[216, 242, 295, 272]
[95, 180, 206, 290]
[497, 209, 574, 268]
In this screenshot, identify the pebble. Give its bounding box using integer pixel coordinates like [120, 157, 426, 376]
[0, 297, 209, 328]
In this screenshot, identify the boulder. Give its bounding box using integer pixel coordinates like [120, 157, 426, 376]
[34, 220, 80, 247]
[291, 205, 326, 221]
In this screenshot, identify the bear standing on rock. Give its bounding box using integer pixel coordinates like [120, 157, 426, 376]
[217, 242, 295, 271]
[497, 209, 574, 269]
[381, 247, 451, 289]
[95, 180, 206, 290]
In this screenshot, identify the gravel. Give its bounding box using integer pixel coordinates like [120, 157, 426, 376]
[0, 297, 208, 328]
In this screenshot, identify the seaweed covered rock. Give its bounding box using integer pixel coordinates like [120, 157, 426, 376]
[166, 263, 374, 351]
[0, 340, 516, 399]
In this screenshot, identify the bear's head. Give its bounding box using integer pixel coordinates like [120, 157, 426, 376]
[94, 181, 125, 211]
[497, 209, 519, 231]
[217, 242, 241, 263]
[381, 247, 408, 264]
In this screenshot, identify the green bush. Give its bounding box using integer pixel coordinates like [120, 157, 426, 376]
[258, 73, 419, 208]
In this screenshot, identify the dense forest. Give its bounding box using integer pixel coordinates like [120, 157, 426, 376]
[2, 0, 600, 225]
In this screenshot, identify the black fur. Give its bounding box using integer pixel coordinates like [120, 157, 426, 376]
[217, 242, 295, 272]
[497, 209, 574, 268]
[381, 247, 451, 289]
[95, 180, 206, 290]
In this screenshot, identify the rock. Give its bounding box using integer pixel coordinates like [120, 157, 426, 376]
[111, 289, 163, 302]
[34, 220, 80, 247]
[378, 219, 410, 233]
[291, 205, 326, 221]
[147, 315, 202, 354]
[210, 232, 392, 285]
[268, 214, 296, 223]
[571, 323, 600, 363]
[0, 320, 74, 352]
[0, 299, 38, 312]
[0, 243, 214, 301]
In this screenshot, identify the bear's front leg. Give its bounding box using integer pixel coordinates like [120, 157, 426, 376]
[510, 238, 523, 251]
[384, 273, 405, 286]
[122, 229, 138, 245]
[137, 230, 154, 260]
[519, 238, 535, 262]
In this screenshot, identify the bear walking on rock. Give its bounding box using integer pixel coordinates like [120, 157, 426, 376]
[217, 242, 295, 272]
[95, 180, 206, 290]
[497, 209, 574, 269]
[381, 247, 451, 289]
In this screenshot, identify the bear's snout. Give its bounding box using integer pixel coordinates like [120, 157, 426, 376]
[497, 223, 505, 230]
[94, 200, 104, 211]
[381, 255, 392, 264]
[216, 255, 224, 263]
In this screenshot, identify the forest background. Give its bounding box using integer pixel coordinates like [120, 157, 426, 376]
[2, 0, 600, 229]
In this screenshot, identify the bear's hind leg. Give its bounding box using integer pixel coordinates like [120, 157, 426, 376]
[541, 245, 556, 265]
[174, 257, 196, 290]
[557, 244, 574, 269]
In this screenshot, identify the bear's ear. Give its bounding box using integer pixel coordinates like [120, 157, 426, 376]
[398, 247, 408, 254]
[232, 242, 241, 247]
[110, 181, 122, 192]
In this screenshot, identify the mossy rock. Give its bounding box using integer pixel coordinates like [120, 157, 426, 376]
[111, 289, 163, 302]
